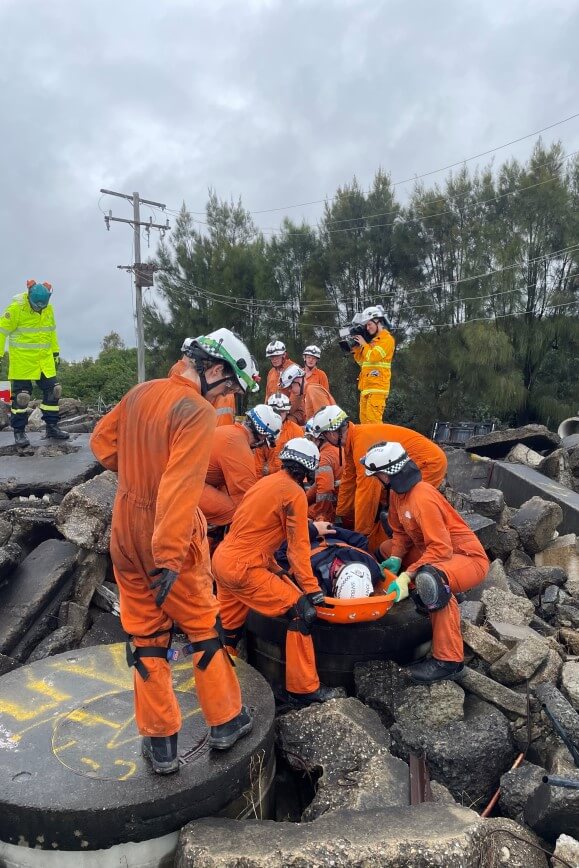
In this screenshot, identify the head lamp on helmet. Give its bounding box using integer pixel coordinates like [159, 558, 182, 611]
[267, 392, 291, 413]
[303, 344, 321, 359]
[265, 340, 286, 358]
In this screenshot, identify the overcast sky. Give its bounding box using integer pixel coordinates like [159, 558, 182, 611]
[1, 0, 578, 360]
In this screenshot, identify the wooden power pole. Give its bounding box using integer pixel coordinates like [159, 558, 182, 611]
[100, 188, 170, 382]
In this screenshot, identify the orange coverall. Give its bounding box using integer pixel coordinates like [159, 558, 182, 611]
[198, 423, 257, 526]
[213, 393, 236, 427]
[305, 383, 335, 421]
[307, 442, 342, 522]
[254, 417, 304, 476]
[305, 366, 330, 391]
[337, 422, 448, 551]
[265, 357, 295, 401]
[90, 369, 241, 737]
[212, 470, 322, 695]
[389, 481, 489, 662]
[352, 330, 395, 423]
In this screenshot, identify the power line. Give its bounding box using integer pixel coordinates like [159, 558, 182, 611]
[245, 111, 579, 214]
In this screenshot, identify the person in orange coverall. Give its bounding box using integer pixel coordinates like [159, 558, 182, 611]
[308, 405, 447, 553]
[305, 421, 342, 522]
[303, 344, 330, 391]
[212, 438, 341, 707]
[350, 305, 395, 423]
[254, 392, 303, 476]
[361, 441, 489, 683]
[213, 393, 237, 427]
[265, 339, 295, 400]
[199, 404, 281, 526]
[90, 329, 260, 774]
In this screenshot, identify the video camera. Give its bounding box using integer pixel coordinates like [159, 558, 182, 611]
[338, 324, 370, 353]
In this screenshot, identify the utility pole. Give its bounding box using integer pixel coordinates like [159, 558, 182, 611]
[100, 188, 170, 382]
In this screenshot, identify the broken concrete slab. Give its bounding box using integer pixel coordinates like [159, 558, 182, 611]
[353, 660, 414, 728]
[390, 694, 516, 806]
[457, 667, 528, 717]
[509, 565, 567, 597]
[488, 461, 579, 537]
[0, 432, 100, 496]
[0, 539, 78, 656]
[506, 443, 544, 468]
[508, 496, 563, 555]
[0, 654, 20, 676]
[506, 549, 534, 571]
[487, 621, 546, 648]
[444, 448, 493, 494]
[459, 600, 485, 625]
[553, 834, 579, 867]
[175, 804, 548, 868]
[527, 648, 563, 689]
[464, 487, 505, 519]
[0, 518, 12, 546]
[465, 558, 510, 602]
[80, 611, 125, 647]
[461, 621, 508, 664]
[56, 470, 117, 553]
[559, 627, 579, 655]
[489, 636, 549, 686]
[539, 448, 573, 488]
[70, 550, 108, 608]
[498, 760, 546, 824]
[534, 683, 579, 759]
[394, 681, 465, 730]
[93, 582, 120, 615]
[58, 600, 91, 637]
[481, 587, 534, 625]
[535, 534, 579, 599]
[465, 424, 561, 459]
[27, 625, 80, 662]
[525, 771, 579, 842]
[554, 604, 579, 629]
[560, 661, 579, 712]
[0, 542, 23, 581]
[461, 513, 519, 559]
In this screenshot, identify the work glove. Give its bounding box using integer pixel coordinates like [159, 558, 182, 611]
[307, 590, 325, 607]
[385, 571, 411, 603]
[149, 568, 179, 607]
[53, 352, 60, 370]
[380, 556, 402, 575]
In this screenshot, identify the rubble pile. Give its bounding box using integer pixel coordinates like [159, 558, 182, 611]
[1, 423, 579, 865]
[0, 397, 101, 435]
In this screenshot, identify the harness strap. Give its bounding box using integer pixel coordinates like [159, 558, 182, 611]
[126, 626, 173, 681]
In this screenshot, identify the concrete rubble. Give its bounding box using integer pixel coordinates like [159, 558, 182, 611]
[2, 415, 579, 864]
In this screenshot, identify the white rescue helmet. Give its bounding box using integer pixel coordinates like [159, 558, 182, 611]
[360, 441, 409, 477]
[246, 404, 282, 442]
[267, 392, 291, 413]
[334, 563, 374, 599]
[279, 437, 320, 471]
[303, 344, 321, 359]
[279, 363, 305, 389]
[309, 404, 349, 435]
[184, 328, 260, 394]
[354, 304, 386, 326]
[265, 340, 286, 358]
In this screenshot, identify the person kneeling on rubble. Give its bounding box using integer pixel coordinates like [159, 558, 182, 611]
[275, 521, 383, 598]
[212, 437, 342, 707]
[361, 441, 489, 684]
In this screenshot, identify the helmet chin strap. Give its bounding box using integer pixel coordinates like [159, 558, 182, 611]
[196, 362, 233, 398]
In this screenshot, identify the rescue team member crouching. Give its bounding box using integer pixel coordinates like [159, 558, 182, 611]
[212, 438, 341, 707]
[265, 339, 294, 401]
[254, 393, 303, 476]
[361, 441, 489, 684]
[309, 405, 447, 552]
[351, 305, 395, 424]
[91, 328, 260, 775]
[0, 279, 69, 447]
[199, 404, 281, 527]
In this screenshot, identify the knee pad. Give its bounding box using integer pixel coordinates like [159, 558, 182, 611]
[53, 383, 62, 401]
[16, 391, 31, 409]
[414, 565, 451, 612]
[44, 386, 61, 405]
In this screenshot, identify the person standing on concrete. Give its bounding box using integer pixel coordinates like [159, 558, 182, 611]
[361, 441, 489, 683]
[0, 280, 69, 447]
[91, 328, 260, 774]
[350, 305, 395, 424]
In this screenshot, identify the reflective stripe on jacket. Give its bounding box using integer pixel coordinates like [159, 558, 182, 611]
[0, 293, 59, 380]
[352, 330, 395, 394]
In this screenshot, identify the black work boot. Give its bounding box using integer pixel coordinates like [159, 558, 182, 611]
[13, 430, 30, 448]
[45, 423, 70, 440]
[407, 658, 464, 684]
[208, 705, 253, 750]
[141, 734, 179, 774]
[286, 684, 343, 707]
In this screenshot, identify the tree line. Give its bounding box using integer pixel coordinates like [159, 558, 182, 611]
[62, 140, 579, 432]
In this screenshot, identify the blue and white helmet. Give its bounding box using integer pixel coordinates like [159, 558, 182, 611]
[279, 437, 320, 471]
[246, 404, 282, 445]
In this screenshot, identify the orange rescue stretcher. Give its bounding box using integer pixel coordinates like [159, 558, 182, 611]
[314, 569, 398, 624]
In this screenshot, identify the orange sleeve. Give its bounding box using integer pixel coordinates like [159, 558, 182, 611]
[389, 500, 413, 561]
[152, 398, 216, 572]
[284, 481, 319, 594]
[90, 400, 122, 472]
[220, 440, 257, 507]
[405, 489, 454, 573]
[336, 434, 356, 519]
[254, 445, 269, 476]
[318, 369, 329, 391]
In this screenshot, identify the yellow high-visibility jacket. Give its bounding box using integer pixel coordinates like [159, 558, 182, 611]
[0, 293, 59, 380]
[352, 329, 395, 395]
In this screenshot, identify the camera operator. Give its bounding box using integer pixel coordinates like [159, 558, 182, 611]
[350, 306, 395, 424]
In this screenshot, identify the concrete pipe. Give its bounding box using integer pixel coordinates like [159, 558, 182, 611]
[558, 415, 579, 439]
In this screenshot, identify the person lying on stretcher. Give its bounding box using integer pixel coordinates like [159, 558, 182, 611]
[274, 520, 384, 598]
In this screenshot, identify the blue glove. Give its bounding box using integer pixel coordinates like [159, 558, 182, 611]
[380, 556, 402, 575]
[385, 572, 411, 602]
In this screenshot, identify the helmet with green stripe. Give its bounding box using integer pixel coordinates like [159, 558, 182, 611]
[184, 329, 260, 394]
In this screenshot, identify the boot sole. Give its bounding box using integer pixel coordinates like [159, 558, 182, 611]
[141, 742, 180, 775]
[409, 666, 464, 684]
[208, 717, 253, 751]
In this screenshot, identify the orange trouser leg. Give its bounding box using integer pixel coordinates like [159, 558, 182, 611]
[198, 483, 236, 526]
[112, 507, 241, 734]
[428, 551, 489, 663]
[359, 392, 387, 424]
[213, 550, 320, 694]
